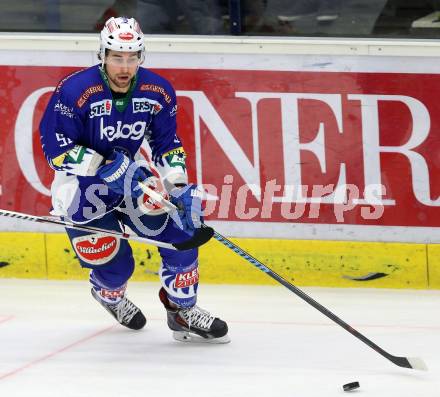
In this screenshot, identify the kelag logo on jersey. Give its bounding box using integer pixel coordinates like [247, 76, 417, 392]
[132, 98, 163, 115]
[90, 99, 112, 118]
[100, 119, 147, 142]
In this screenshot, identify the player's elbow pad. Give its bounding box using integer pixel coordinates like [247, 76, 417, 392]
[49, 145, 104, 176]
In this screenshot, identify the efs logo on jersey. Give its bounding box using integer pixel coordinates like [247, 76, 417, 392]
[90, 99, 112, 118]
[132, 98, 163, 115]
[72, 234, 120, 265]
[100, 118, 147, 142]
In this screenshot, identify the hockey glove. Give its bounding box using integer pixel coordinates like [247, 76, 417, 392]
[169, 184, 204, 233]
[97, 151, 155, 198]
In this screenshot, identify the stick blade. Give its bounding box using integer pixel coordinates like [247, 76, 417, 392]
[407, 357, 428, 371]
[391, 355, 428, 371]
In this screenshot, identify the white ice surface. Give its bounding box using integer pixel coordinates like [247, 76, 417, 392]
[0, 280, 438, 397]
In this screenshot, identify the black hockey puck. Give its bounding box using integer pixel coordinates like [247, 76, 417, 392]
[343, 382, 360, 392]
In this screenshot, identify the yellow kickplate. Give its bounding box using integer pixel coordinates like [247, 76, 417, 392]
[45, 233, 89, 280]
[426, 245, 440, 288]
[129, 241, 162, 281]
[199, 238, 428, 288]
[0, 232, 431, 289]
[0, 233, 46, 278]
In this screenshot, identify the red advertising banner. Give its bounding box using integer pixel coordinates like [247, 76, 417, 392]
[2, 65, 440, 227]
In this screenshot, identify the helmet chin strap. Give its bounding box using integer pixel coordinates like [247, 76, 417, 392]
[99, 62, 107, 77]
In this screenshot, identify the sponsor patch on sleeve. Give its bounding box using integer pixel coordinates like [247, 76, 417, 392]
[77, 84, 104, 108]
[50, 145, 104, 176]
[55, 132, 73, 148]
[54, 100, 75, 119]
[139, 84, 172, 104]
[163, 147, 186, 170]
[52, 152, 68, 167]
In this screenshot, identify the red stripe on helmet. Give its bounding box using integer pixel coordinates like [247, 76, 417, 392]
[106, 20, 117, 33]
[133, 21, 141, 34]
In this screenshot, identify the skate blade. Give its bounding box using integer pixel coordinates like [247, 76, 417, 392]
[172, 331, 231, 344]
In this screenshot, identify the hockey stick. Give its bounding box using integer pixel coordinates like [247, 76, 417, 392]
[140, 184, 428, 371]
[0, 208, 212, 251]
[0, 209, 177, 250]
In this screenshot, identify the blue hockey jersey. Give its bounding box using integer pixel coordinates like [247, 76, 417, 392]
[40, 65, 187, 223]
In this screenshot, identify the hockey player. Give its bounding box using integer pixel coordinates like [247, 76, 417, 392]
[39, 16, 229, 344]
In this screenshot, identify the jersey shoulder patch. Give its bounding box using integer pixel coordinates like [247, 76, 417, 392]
[136, 68, 175, 105]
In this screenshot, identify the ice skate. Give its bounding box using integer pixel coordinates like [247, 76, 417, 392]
[159, 288, 230, 343]
[91, 288, 146, 330]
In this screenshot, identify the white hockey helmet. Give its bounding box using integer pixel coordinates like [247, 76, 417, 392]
[99, 16, 145, 65]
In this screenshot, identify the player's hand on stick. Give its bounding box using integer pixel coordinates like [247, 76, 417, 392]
[169, 184, 204, 232]
[98, 150, 156, 198]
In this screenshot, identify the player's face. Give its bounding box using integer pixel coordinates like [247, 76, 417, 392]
[104, 50, 140, 92]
